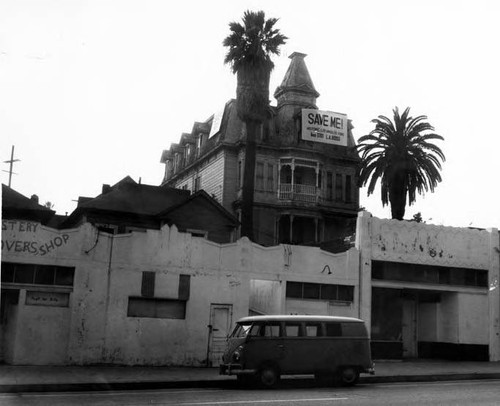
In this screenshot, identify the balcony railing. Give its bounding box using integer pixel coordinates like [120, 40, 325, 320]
[278, 183, 318, 203]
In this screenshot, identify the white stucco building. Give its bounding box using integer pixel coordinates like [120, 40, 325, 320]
[2, 211, 499, 365]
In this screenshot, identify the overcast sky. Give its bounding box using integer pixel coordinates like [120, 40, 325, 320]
[1, 0, 499, 229]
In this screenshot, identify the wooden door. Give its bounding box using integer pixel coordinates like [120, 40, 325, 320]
[208, 304, 233, 367]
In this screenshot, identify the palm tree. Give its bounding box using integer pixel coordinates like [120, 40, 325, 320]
[357, 107, 445, 220]
[223, 10, 287, 240]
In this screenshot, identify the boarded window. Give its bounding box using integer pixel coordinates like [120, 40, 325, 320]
[141, 272, 155, 297]
[178, 274, 191, 300]
[127, 297, 186, 319]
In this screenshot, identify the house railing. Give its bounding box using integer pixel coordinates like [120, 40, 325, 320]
[278, 183, 318, 203]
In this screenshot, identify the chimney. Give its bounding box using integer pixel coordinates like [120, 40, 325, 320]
[102, 184, 112, 194]
[31, 194, 39, 204]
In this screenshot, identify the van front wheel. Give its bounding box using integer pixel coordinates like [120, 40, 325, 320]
[259, 366, 279, 388]
[338, 367, 359, 386]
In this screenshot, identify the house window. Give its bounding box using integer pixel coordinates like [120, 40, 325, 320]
[127, 297, 186, 319]
[326, 171, 333, 200]
[345, 175, 352, 203]
[266, 163, 275, 191]
[335, 174, 343, 201]
[256, 162, 264, 190]
[194, 176, 201, 192]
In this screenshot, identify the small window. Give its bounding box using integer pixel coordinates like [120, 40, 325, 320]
[325, 322, 342, 337]
[285, 323, 301, 337]
[194, 176, 201, 192]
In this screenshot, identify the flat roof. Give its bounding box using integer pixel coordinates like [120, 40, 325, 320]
[237, 315, 364, 323]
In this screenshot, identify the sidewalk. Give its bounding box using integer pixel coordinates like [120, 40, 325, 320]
[1, 360, 500, 393]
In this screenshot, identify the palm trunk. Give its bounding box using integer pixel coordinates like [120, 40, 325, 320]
[240, 120, 258, 240]
[389, 179, 407, 220]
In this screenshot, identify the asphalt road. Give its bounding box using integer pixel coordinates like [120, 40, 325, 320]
[1, 380, 499, 406]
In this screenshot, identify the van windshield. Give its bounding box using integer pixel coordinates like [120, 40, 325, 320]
[230, 322, 252, 338]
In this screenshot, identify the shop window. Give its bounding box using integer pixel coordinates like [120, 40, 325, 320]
[127, 297, 186, 319]
[2, 262, 74, 287]
[286, 281, 303, 298]
[286, 281, 354, 303]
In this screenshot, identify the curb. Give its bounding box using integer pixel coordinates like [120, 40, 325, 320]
[2, 373, 500, 393]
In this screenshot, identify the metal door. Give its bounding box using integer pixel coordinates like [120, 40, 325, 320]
[207, 304, 233, 367]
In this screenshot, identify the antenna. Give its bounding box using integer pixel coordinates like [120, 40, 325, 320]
[3, 145, 20, 187]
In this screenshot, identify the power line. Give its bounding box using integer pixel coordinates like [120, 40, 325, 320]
[3, 145, 20, 187]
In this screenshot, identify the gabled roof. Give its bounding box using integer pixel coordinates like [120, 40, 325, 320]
[158, 189, 238, 225]
[75, 177, 190, 216]
[2, 184, 55, 223]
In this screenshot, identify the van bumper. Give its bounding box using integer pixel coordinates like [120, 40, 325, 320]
[219, 363, 257, 376]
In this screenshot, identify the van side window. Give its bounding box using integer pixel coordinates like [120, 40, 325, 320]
[285, 323, 302, 337]
[324, 322, 342, 337]
[249, 323, 263, 336]
[263, 323, 281, 337]
[305, 323, 322, 337]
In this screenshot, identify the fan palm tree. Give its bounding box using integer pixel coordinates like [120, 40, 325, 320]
[357, 107, 445, 220]
[223, 10, 287, 240]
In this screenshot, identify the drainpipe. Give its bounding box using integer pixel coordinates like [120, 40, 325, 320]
[101, 233, 115, 361]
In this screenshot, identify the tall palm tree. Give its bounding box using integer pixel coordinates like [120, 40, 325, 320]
[223, 10, 287, 240]
[357, 107, 445, 220]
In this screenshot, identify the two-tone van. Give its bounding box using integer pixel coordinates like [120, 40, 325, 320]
[219, 315, 374, 388]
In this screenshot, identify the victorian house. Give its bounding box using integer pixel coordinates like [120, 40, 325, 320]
[160, 52, 360, 251]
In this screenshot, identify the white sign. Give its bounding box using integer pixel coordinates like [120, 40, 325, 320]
[301, 109, 348, 146]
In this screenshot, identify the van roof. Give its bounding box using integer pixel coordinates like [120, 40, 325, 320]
[237, 315, 364, 323]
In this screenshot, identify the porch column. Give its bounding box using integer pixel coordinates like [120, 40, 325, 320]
[289, 215, 294, 243]
[291, 161, 295, 199]
[277, 165, 282, 198]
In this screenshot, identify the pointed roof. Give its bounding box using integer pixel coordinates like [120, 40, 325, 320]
[274, 52, 320, 100]
[2, 183, 55, 223]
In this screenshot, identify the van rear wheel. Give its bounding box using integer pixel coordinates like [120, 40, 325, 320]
[338, 366, 359, 386]
[259, 365, 279, 388]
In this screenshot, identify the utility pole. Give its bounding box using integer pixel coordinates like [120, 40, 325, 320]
[3, 145, 20, 187]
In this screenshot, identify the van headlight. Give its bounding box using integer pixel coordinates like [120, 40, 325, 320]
[232, 345, 244, 362]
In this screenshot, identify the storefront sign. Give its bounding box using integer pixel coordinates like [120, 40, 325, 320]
[1, 220, 71, 256]
[26, 291, 69, 307]
[301, 109, 348, 146]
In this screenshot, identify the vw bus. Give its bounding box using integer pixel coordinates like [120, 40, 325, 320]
[219, 315, 374, 388]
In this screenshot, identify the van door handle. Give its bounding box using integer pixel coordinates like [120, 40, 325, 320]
[277, 344, 284, 349]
